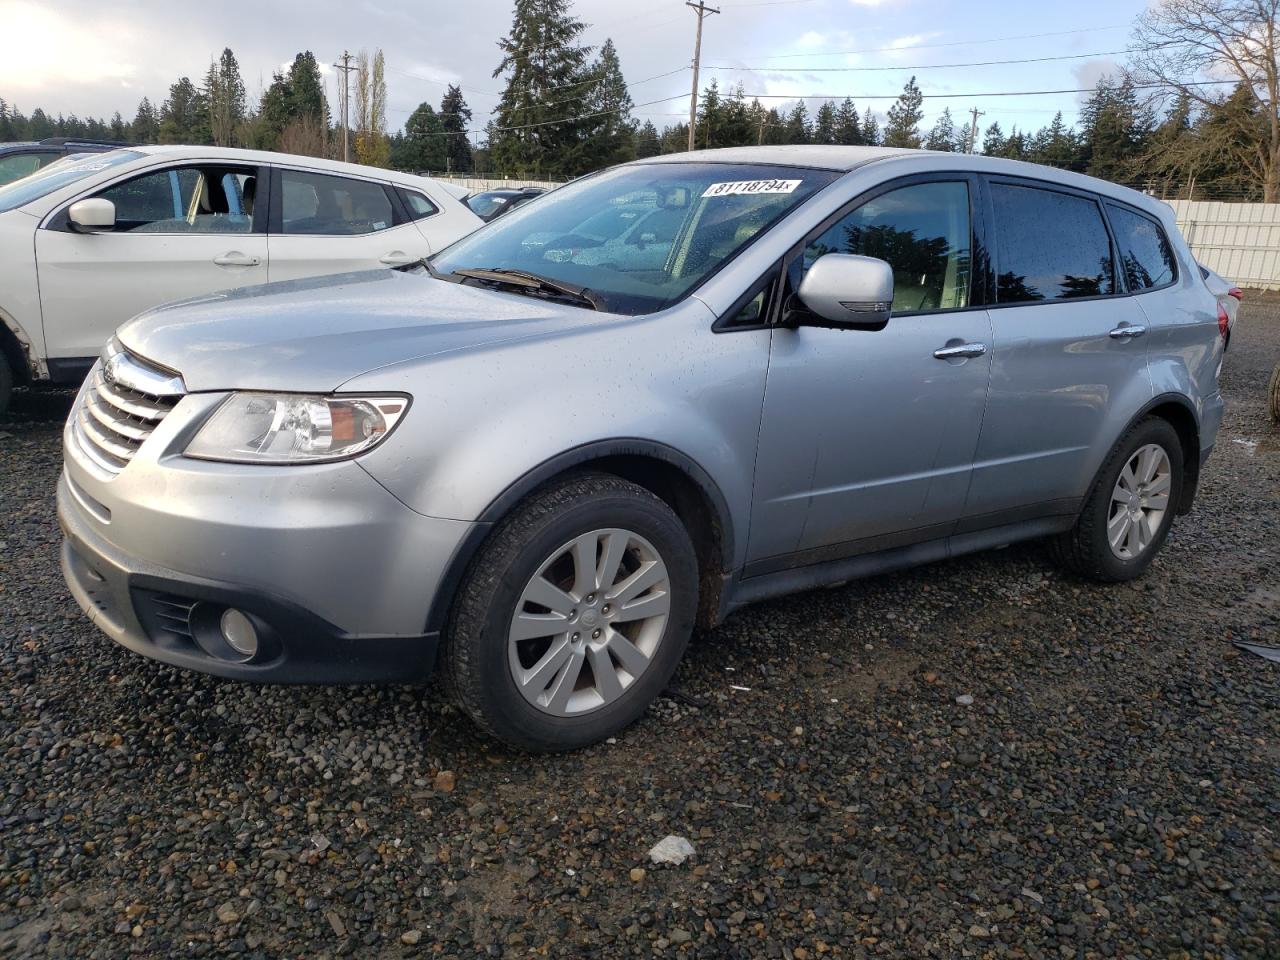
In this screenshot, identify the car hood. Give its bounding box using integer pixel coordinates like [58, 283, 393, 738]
[117, 268, 608, 393]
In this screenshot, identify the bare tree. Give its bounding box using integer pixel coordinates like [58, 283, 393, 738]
[352, 49, 389, 167]
[1131, 0, 1280, 200]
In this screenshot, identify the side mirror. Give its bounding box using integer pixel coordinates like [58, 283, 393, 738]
[796, 254, 894, 328]
[68, 198, 115, 233]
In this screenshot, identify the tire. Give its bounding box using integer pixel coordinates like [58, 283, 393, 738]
[1050, 417, 1184, 582]
[441, 473, 698, 752]
[0, 356, 11, 418]
[1268, 361, 1280, 423]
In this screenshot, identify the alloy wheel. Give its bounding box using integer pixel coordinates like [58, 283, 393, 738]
[508, 528, 671, 717]
[1107, 443, 1172, 561]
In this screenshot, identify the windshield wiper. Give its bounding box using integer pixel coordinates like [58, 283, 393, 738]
[449, 267, 606, 312]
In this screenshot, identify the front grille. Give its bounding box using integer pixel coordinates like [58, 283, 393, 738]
[70, 341, 185, 475]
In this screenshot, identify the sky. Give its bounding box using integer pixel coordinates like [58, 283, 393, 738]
[0, 0, 1154, 141]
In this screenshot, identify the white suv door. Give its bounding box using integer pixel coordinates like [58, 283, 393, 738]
[35, 163, 268, 363]
[266, 167, 430, 281]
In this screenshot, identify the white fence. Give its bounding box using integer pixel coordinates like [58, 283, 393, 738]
[1168, 199, 1280, 290]
[425, 175, 562, 193]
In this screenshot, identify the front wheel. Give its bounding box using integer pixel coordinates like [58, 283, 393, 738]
[1050, 417, 1184, 582]
[442, 473, 698, 752]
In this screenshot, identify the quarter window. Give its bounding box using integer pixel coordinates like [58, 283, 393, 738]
[0, 151, 60, 185]
[991, 183, 1115, 303]
[1106, 203, 1176, 290]
[802, 181, 971, 313]
[94, 166, 256, 234]
[399, 189, 438, 220]
[280, 170, 395, 235]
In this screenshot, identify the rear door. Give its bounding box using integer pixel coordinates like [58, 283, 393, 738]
[960, 177, 1153, 527]
[266, 167, 431, 281]
[35, 162, 268, 363]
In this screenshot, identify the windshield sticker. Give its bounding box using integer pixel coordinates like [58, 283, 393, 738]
[702, 178, 802, 198]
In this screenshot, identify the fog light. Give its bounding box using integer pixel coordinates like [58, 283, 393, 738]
[220, 608, 258, 658]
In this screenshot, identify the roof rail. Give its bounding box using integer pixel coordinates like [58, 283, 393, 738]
[38, 137, 136, 147]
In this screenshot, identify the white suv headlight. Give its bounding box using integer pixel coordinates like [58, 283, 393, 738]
[185, 393, 409, 464]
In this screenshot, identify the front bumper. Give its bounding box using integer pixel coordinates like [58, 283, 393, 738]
[60, 484, 439, 682]
[57, 381, 481, 683]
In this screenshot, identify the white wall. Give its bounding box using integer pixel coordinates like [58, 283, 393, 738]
[1168, 199, 1280, 290]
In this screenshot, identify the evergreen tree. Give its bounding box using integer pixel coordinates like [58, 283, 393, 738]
[861, 106, 880, 145]
[158, 78, 208, 144]
[109, 111, 127, 140]
[1079, 73, 1153, 182]
[696, 80, 723, 149]
[130, 98, 159, 144]
[834, 98, 860, 145]
[635, 120, 660, 159]
[440, 84, 473, 173]
[981, 121, 1005, 156]
[205, 48, 246, 147]
[578, 38, 635, 166]
[883, 76, 924, 148]
[717, 84, 755, 147]
[0, 100, 15, 141]
[27, 108, 55, 140]
[812, 101, 837, 145]
[925, 108, 956, 151]
[784, 101, 810, 144]
[490, 0, 593, 177]
[391, 102, 448, 171]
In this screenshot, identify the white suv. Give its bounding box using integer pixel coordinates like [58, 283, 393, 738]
[0, 146, 483, 411]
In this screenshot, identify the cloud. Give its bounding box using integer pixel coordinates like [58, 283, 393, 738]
[1072, 57, 1124, 98]
[0, 0, 137, 94]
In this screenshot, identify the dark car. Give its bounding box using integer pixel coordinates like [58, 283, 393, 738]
[0, 138, 135, 186]
[466, 185, 547, 222]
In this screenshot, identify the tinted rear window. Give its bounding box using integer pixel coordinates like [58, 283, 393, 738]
[992, 183, 1115, 303]
[1106, 203, 1176, 290]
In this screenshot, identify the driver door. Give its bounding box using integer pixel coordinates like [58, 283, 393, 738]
[36, 162, 268, 365]
[746, 176, 994, 570]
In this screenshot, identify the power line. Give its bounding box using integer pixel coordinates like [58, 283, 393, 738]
[745, 24, 1137, 61]
[708, 47, 1166, 73]
[730, 78, 1239, 102]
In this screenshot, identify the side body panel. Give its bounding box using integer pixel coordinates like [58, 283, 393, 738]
[0, 210, 48, 377]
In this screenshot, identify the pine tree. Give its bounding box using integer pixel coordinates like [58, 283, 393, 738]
[812, 101, 837, 145]
[834, 98, 860, 145]
[205, 48, 246, 147]
[440, 85, 473, 173]
[1079, 73, 1153, 182]
[392, 102, 448, 171]
[490, 0, 593, 177]
[860, 106, 879, 146]
[130, 98, 159, 144]
[635, 120, 660, 159]
[925, 108, 956, 151]
[785, 101, 810, 144]
[696, 80, 723, 149]
[883, 76, 924, 148]
[158, 78, 209, 144]
[578, 38, 635, 166]
[981, 121, 1005, 156]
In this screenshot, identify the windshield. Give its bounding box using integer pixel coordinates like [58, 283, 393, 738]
[0, 150, 144, 213]
[433, 163, 840, 314]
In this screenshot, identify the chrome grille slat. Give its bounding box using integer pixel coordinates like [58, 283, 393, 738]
[69, 344, 184, 477]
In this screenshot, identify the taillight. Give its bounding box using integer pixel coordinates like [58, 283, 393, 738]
[1217, 302, 1230, 339]
[1228, 287, 1243, 301]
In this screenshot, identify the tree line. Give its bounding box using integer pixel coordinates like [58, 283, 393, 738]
[1, 0, 1275, 201]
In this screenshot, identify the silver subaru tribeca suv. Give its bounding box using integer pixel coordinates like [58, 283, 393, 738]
[59, 146, 1225, 751]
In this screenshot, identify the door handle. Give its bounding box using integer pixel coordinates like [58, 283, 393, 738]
[1108, 324, 1147, 339]
[933, 342, 987, 360]
[213, 252, 261, 267]
[379, 252, 417, 266]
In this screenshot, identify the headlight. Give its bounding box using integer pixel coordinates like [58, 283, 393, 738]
[184, 393, 409, 464]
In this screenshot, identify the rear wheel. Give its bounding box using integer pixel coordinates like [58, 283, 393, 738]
[1050, 417, 1184, 581]
[442, 473, 698, 752]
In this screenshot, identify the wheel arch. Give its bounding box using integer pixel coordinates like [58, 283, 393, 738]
[425, 439, 737, 635]
[1132, 393, 1201, 515]
[0, 315, 34, 386]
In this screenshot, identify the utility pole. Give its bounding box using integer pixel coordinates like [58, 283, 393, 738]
[332, 51, 357, 162]
[966, 106, 984, 154]
[686, 1, 719, 152]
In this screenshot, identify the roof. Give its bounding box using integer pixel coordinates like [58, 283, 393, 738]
[129, 145, 452, 191]
[632, 145, 1172, 220]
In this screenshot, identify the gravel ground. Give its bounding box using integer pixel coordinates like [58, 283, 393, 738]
[1, 305, 1278, 959]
